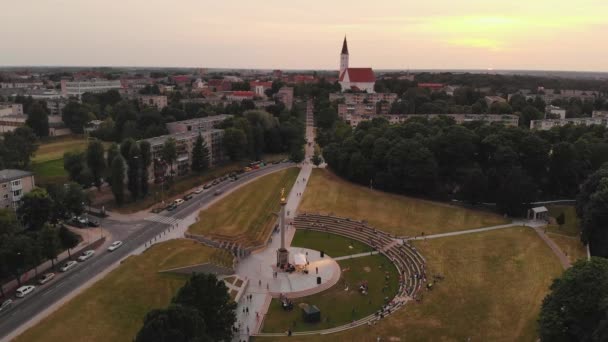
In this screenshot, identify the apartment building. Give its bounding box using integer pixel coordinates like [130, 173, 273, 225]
[345, 113, 519, 128]
[0, 103, 23, 115]
[530, 117, 607, 130]
[166, 115, 233, 134]
[0, 169, 35, 210]
[275, 87, 294, 110]
[137, 95, 168, 110]
[61, 79, 122, 98]
[142, 129, 225, 183]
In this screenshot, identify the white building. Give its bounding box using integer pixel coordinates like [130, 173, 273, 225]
[530, 117, 608, 130]
[545, 105, 566, 119]
[61, 79, 122, 98]
[338, 37, 376, 93]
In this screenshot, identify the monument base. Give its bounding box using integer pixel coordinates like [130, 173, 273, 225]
[276, 248, 290, 269]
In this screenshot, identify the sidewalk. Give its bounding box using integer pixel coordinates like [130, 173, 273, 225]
[1, 226, 109, 297]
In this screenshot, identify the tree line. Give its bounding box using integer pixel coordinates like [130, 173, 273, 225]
[317, 114, 608, 216]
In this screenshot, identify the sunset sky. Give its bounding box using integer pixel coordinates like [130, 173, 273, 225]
[1, 0, 607, 71]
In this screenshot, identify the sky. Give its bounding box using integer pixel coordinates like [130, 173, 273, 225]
[1, 0, 607, 71]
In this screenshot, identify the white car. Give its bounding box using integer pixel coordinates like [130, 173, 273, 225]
[60, 260, 78, 272]
[15, 285, 35, 298]
[0, 299, 13, 312]
[38, 272, 55, 284]
[78, 250, 95, 261]
[194, 187, 204, 194]
[107, 241, 123, 252]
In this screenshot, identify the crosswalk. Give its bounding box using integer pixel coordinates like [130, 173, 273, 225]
[144, 214, 181, 226]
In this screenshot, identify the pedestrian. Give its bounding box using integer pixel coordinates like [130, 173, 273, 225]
[316, 267, 319, 274]
[259, 279, 262, 287]
[243, 307, 245, 313]
[267, 283, 269, 290]
[246, 307, 249, 315]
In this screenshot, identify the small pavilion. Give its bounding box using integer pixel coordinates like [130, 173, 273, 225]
[528, 206, 549, 221]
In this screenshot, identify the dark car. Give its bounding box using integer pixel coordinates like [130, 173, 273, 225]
[151, 207, 164, 214]
[214, 190, 223, 196]
[183, 193, 194, 201]
[87, 219, 100, 227]
[166, 204, 177, 211]
[203, 183, 212, 189]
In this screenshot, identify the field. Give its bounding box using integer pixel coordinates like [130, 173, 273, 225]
[299, 169, 508, 236]
[188, 168, 299, 246]
[291, 230, 373, 258]
[31, 136, 92, 185]
[262, 254, 399, 333]
[14, 239, 226, 342]
[259, 227, 563, 341]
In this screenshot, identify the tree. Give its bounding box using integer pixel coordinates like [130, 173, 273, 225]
[161, 138, 177, 177]
[58, 225, 80, 250]
[556, 212, 566, 226]
[191, 134, 210, 173]
[3, 234, 39, 286]
[111, 155, 126, 206]
[289, 145, 305, 163]
[17, 187, 53, 230]
[38, 225, 61, 268]
[106, 143, 120, 178]
[25, 102, 49, 137]
[172, 274, 236, 341]
[135, 304, 211, 342]
[0, 209, 21, 237]
[2, 127, 37, 169]
[63, 151, 87, 184]
[495, 167, 537, 216]
[127, 144, 142, 200]
[120, 138, 136, 160]
[139, 141, 152, 197]
[62, 101, 94, 133]
[86, 140, 106, 188]
[539, 258, 608, 342]
[312, 150, 323, 166]
[223, 128, 247, 161]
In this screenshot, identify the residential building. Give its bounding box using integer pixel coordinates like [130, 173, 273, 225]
[0, 115, 26, 133]
[329, 92, 397, 105]
[344, 113, 519, 128]
[250, 81, 273, 97]
[84, 120, 104, 134]
[545, 105, 566, 119]
[338, 37, 376, 93]
[137, 95, 168, 110]
[272, 70, 283, 79]
[485, 96, 507, 107]
[0, 169, 35, 210]
[44, 98, 68, 116]
[226, 91, 255, 101]
[0, 103, 23, 115]
[592, 110, 608, 118]
[530, 117, 607, 130]
[275, 87, 294, 110]
[61, 79, 122, 98]
[142, 129, 225, 183]
[166, 115, 233, 134]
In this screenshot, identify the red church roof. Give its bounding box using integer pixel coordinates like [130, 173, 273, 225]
[339, 68, 376, 83]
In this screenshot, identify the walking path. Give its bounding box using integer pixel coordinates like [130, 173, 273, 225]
[232, 102, 317, 341]
[404, 222, 523, 241]
[532, 227, 571, 270]
[333, 251, 380, 261]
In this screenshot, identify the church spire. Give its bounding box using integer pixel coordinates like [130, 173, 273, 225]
[341, 36, 349, 55]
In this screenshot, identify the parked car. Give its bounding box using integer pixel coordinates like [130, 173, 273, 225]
[212, 179, 220, 186]
[166, 204, 177, 211]
[15, 286, 35, 298]
[60, 260, 78, 272]
[183, 193, 194, 201]
[203, 183, 213, 189]
[214, 190, 223, 196]
[87, 219, 100, 227]
[70, 216, 87, 228]
[108, 241, 123, 252]
[0, 299, 12, 312]
[194, 187, 204, 194]
[38, 272, 55, 284]
[151, 207, 163, 214]
[78, 250, 95, 261]
[272, 160, 281, 164]
[174, 198, 185, 206]
[220, 176, 228, 181]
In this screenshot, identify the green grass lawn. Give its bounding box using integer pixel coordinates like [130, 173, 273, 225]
[33, 135, 92, 163]
[14, 239, 227, 342]
[299, 169, 508, 237]
[188, 168, 299, 246]
[261, 227, 563, 342]
[31, 158, 67, 185]
[262, 254, 399, 333]
[291, 230, 373, 258]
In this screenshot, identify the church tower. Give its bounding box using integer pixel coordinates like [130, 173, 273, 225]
[340, 36, 349, 77]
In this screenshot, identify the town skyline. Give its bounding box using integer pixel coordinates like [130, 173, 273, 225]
[1, 0, 607, 72]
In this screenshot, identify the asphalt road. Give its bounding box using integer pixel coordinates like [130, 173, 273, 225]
[0, 162, 294, 341]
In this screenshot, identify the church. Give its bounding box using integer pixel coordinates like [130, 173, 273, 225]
[338, 37, 376, 93]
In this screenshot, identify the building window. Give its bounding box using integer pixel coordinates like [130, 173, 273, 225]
[11, 180, 20, 186]
[13, 190, 21, 197]
[3, 194, 7, 199]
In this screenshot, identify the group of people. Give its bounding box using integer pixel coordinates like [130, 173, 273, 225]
[358, 280, 369, 295]
[279, 293, 294, 311]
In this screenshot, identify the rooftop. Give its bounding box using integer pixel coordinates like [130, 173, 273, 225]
[169, 114, 233, 126]
[143, 129, 224, 146]
[0, 169, 33, 183]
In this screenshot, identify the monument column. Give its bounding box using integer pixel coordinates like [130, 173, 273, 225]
[276, 188, 290, 269]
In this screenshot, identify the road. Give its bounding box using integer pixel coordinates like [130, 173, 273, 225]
[0, 162, 294, 341]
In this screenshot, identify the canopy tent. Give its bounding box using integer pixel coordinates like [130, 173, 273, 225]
[294, 253, 307, 266]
